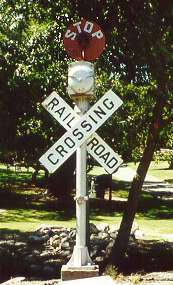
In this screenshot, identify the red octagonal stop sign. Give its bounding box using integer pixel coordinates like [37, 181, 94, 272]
[63, 19, 106, 61]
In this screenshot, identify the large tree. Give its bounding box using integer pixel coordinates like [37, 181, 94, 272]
[69, 0, 173, 266]
[108, 1, 173, 266]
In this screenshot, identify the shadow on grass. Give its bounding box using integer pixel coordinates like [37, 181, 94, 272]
[110, 179, 173, 220]
[1, 170, 173, 226]
[165, 178, 173, 184]
[0, 227, 30, 239]
[0, 168, 33, 186]
[90, 177, 173, 220]
[90, 198, 126, 216]
[0, 207, 75, 224]
[138, 191, 173, 219]
[0, 184, 75, 224]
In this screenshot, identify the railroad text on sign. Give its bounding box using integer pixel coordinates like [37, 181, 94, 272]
[39, 90, 122, 173]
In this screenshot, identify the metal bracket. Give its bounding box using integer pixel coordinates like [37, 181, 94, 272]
[74, 195, 89, 204]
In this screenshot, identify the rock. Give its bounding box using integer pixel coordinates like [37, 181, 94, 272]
[49, 235, 61, 247]
[58, 250, 71, 258]
[69, 229, 76, 238]
[4, 240, 15, 246]
[90, 249, 98, 258]
[24, 254, 34, 263]
[98, 231, 109, 240]
[143, 271, 173, 281]
[40, 250, 54, 258]
[95, 256, 104, 262]
[29, 264, 42, 272]
[109, 232, 117, 239]
[0, 223, 145, 281]
[90, 234, 101, 244]
[28, 235, 44, 243]
[90, 223, 99, 234]
[44, 258, 63, 266]
[100, 249, 106, 256]
[59, 232, 68, 238]
[36, 225, 51, 231]
[134, 229, 145, 239]
[106, 240, 114, 256]
[43, 265, 55, 275]
[32, 249, 41, 256]
[108, 224, 118, 233]
[14, 242, 27, 248]
[1, 277, 25, 284]
[60, 241, 70, 250]
[90, 233, 97, 239]
[97, 223, 110, 232]
[59, 237, 70, 250]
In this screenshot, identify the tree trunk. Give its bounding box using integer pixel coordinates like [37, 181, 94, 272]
[110, 89, 167, 267]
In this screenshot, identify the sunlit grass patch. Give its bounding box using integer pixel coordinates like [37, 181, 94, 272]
[0, 162, 173, 241]
[128, 161, 173, 182]
[0, 208, 76, 232]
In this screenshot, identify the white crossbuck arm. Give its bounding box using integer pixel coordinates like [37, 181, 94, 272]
[39, 90, 123, 174]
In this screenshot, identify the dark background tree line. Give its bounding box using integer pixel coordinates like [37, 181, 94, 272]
[0, 0, 173, 267]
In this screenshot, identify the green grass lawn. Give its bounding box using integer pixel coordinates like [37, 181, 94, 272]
[128, 161, 173, 182]
[0, 162, 173, 240]
[136, 217, 173, 240]
[1, 207, 173, 241]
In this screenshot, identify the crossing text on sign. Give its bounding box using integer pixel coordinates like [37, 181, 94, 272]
[39, 90, 122, 173]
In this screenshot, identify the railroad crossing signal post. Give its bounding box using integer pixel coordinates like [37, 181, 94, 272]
[61, 61, 98, 280]
[39, 19, 123, 281]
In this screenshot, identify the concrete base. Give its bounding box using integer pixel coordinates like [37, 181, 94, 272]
[61, 265, 99, 281]
[59, 275, 116, 285]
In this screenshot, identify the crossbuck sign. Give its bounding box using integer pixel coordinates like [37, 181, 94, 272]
[39, 90, 123, 174]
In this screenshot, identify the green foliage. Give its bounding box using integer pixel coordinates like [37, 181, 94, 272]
[155, 152, 173, 174]
[105, 265, 119, 280]
[0, 0, 173, 165]
[0, 0, 72, 162]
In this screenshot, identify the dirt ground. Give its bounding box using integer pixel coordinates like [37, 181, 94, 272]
[2, 272, 173, 285]
[1, 278, 173, 285]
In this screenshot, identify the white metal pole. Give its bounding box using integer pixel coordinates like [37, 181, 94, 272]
[76, 140, 87, 248]
[67, 97, 92, 267]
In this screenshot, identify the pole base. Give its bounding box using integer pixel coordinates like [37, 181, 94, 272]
[61, 264, 99, 281]
[67, 245, 92, 267]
